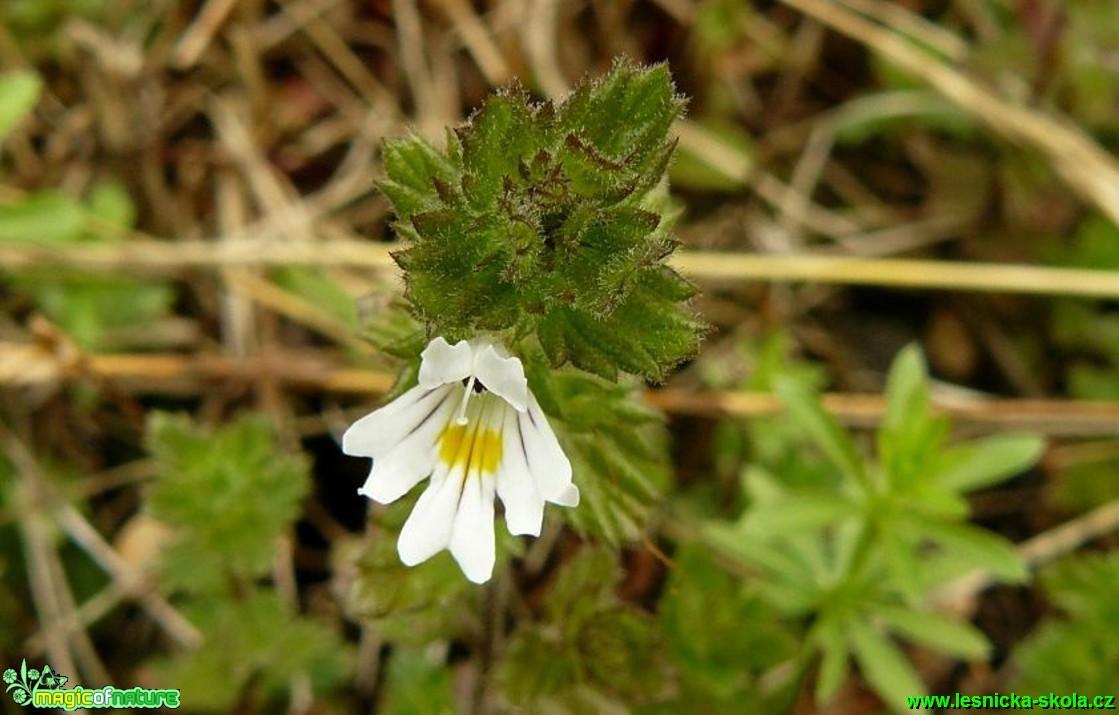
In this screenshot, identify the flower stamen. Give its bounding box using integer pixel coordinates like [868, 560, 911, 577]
[456, 375, 477, 425]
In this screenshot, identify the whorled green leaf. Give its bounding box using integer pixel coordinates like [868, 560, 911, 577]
[916, 519, 1027, 584]
[928, 434, 1043, 493]
[702, 523, 821, 616]
[773, 376, 867, 488]
[1036, 550, 1119, 628]
[812, 616, 850, 705]
[881, 530, 924, 606]
[877, 606, 991, 661]
[877, 344, 949, 488]
[849, 621, 928, 712]
[741, 472, 857, 537]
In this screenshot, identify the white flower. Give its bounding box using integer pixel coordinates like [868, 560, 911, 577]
[343, 336, 580, 583]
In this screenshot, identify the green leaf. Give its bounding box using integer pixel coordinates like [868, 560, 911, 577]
[0, 192, 85, 244]
[774, 376, 867, 487]
[345, 526, 475, 645]
[379, 132, 458, 223]
[458, 89, 540, 209]
[660, 544, 796, 699]
[919, 520, 1027, 584]
[928, 434, 1043, 493]
[538, 266, 702, 381]
[145, 413, 310, 594]
[499, 627, 581, 705]
[1012, 552, 1119, 695]
[881, 345, 929, 440]
[556, 61, 683, 175]
[500, 549, 666, 707]
[380, 649, 455, 715]
[877, 606, 991, 660]
[742, 492, 856, 537]
[877, 345, 949, 488]
[384, 63, 700, 382]
[1013, 620, 1119, 696]
[906, 483, 970, 521]
[86, 180, 136, 228]
[560, 421, 665, 544]
[153, 593, 349, 710]
[0, 71, 41, 141]
[813, 617, 850, 705]
[702, 524, 820, 614]
[1037, 550, 1119, 625]
[882, 530, 924, 605]
[20, 276, 173, 350]
[532, 367, 667, 543]
[271, 266, 358, 330]
[848, 621, 928, 711]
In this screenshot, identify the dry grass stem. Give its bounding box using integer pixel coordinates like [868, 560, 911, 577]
[5, 343, 1119, 436]
[52, 505, 203, 650]
[670, 253, 1119, 299]
[170, 0, 240, 69]
[3, 242, 1117, 300]
[437, 0, 511, 85]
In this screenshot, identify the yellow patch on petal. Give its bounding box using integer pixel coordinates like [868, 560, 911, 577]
[439, 422, 503, 475]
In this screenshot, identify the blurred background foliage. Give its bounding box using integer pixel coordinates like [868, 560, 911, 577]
[1, 0, 1119, 713]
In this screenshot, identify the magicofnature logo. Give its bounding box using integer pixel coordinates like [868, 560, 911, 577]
[4, 659, 180, 710]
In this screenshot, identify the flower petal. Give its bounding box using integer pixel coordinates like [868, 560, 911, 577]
[418, 337, 472, 388]
[449, 473, 497, 583]
[472, 342, 528, 412]
[358, 389, 458, 504]
[397, 466, 465, 566]
[518, 392, 575, 504]
[343, 384, 450, 458]
[495, 407, 545, 536]
[553, 483, 580, 507]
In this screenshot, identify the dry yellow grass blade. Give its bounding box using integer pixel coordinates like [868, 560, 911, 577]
[2, 240, 1118, 299]
[671, 252, 1119, 299]
[4, 343, 1119, 436]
